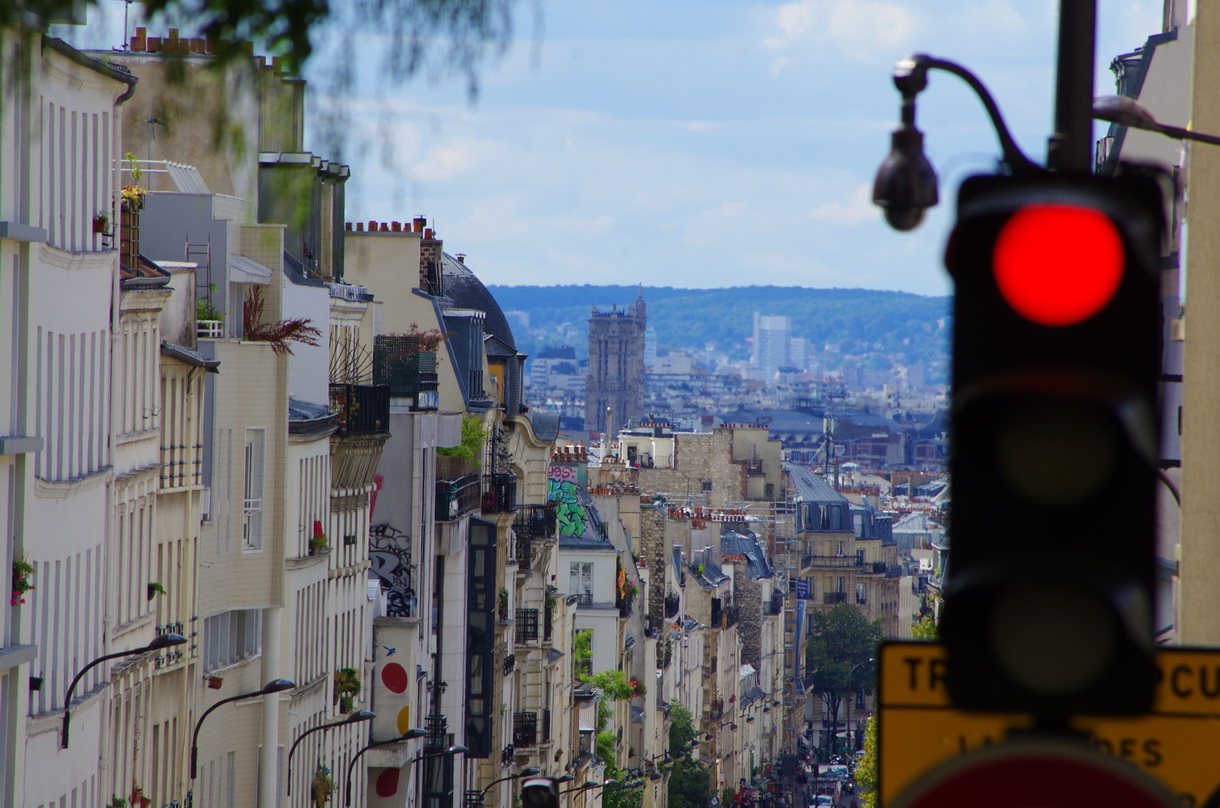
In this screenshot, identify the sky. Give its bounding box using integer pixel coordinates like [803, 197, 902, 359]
[62, 0, 1165, 297]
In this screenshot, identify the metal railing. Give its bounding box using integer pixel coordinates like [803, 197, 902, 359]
[513, 712, 537, 748]
[516, 609, 539, 642]
[436, 474, 481, 521]
[329, 383, 390, 434]
[482, 473, 518, 513]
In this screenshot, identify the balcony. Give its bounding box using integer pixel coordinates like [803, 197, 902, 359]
[482, 473, 518, 513]
[764, 594, 784, 616]
[513, 712, 538, 748]
[372, 335, 439, 410]
[513, 533, 532, 569]
[806, 555, 863, 569]
[516, 608, 539, 642]
[329, 383, 390, 434]
[514, 504, 557, 540]
[436, 473, 481, 522]
[723, 606, 739, 628]
[664, 594, 680, 618]
[823, 592, 847, 605]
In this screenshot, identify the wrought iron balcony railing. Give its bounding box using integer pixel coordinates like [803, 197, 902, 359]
[482, 473, 518, 513]
[516, 608, 539, 642]
[329, 383, 391, 434]
[436, 473, 481, 522]
[513, 711, 538, 748]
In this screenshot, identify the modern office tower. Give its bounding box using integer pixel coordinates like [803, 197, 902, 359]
[753, 313, 791, 384]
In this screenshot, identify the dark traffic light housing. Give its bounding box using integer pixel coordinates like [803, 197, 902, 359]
[940, 169, 1166, 716]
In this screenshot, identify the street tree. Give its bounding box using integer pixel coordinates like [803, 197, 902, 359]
[804, 602, 882, 759]
[8, 0, 523, 92]
[667, 702, 711, 808]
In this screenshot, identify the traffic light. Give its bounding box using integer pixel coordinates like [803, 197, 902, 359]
[521, 777, 560, 808]
[940, 169, 1166, 716]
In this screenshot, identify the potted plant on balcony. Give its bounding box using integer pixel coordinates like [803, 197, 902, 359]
[93, 211, 111, 234]
[11, 558, 34, 605]
[243, 286, 321, 356]
[334, 667, 361, 713]
[309, 520, 328, 556]
[146, 581, 167, 601]
[311, 764, 335, 808]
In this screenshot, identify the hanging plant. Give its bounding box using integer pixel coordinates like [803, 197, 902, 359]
[334, 667, 361, 711]
[146, 582, 167, 601]
[311, 763, 335, 807]
[12, 559, 34, 605]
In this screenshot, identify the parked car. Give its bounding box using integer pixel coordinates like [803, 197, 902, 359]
[811, 796, 834, 808]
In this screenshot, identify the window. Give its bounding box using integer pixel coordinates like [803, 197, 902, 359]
[204, 609, 263, 671]
[570, 562, 594, 605]
[701, 480, 713, 492]
[856, 583, 866, 605]
[243, 429, 265, 550]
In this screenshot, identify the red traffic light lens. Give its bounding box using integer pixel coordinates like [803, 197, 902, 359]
[993, 204, 1124, 326]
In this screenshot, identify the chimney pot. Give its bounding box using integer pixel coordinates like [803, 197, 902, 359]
[455, 253, 466, 264]
[391, 221, 401, 232]
[355, 222, 363, 232]
[413, 216, 427, 233]
[424, 228, 433, 239]
[368, 220, 377, 232]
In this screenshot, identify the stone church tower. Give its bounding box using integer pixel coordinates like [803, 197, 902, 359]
[585, 287, 646, 435]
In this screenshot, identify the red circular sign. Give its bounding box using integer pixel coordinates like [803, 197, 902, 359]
[381, 662, 408, 694]
[993, 204, 1124, 326]
[892, 739, 1176, 808]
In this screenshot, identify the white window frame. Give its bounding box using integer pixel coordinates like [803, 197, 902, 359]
[243, 428, 265, 550]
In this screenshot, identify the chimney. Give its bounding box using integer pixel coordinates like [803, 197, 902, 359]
[455, 254, 466, 264]
[131, 27, 147, 52]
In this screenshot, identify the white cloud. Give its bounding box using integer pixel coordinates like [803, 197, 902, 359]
[764, 0, 921, 62]
[810, 183, 877, 225]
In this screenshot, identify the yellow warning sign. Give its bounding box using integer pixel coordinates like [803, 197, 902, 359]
[879, 642, 1220, 807]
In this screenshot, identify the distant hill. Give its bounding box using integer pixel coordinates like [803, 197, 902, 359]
[488, 285, 952, 381]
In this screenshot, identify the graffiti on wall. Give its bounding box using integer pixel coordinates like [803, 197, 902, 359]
[548, 479, 590, 538]
[548, 465, 578, 483]
[370, 523, 417, 617]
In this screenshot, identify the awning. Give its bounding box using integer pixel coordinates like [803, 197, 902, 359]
[230, 254, 273, 285]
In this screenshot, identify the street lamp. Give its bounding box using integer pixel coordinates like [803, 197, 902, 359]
[559, 780, 611, 796]
[61, 632, 187, 748]
[467, 766, 542, 808]
[342, 727, 430, 806]
[286, 710, 375, 796]
[191, 678, 295, 778]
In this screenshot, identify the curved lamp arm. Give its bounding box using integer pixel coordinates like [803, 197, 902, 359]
[61, 633, 186, 748]
[343, 729, 433, 806]
[895, 54, 1040, 175]
[286, 710, 375, 796]
[191, 678, 294, 778]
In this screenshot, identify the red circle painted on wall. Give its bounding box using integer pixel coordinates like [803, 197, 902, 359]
[376, 768, 400, 797]
[381, 662, 408, 694]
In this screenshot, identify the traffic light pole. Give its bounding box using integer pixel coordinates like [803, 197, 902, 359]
[1048, 0, 1096, 172]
